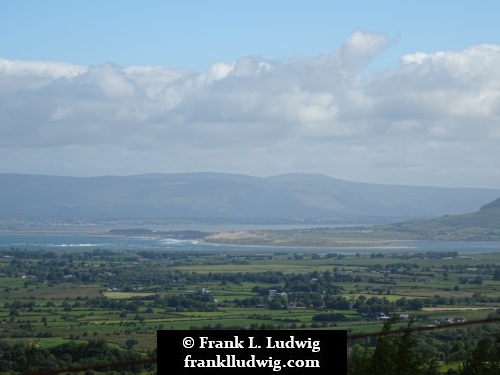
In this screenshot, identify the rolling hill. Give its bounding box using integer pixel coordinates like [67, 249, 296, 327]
[382, 197, 500, 240]
[0, 172, 498, 223]
[201, 196, 500, 246]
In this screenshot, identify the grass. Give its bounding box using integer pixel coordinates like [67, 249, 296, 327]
[103, 291, 156, 299]
[1, 247, 500, 358]
[174, 263, 333, 273]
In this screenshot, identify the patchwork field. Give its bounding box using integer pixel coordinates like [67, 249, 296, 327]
[1, 246, 500, 373]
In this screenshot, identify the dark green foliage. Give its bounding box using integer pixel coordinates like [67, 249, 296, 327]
[348, 316, 425, 375]
[163, 292, 217, 312]
[493, 268, 500, 281]
[348, 320, 500, 375]
[312, 312, 347, 322]
[0, 339, 147, 373]
[460, 335, 500, 374]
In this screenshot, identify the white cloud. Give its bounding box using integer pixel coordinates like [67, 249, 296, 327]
[336, 29, 388, 75]
[1, 30, 500, 188]
[0, 58, 87, 93]
[0, 57, 87, 78]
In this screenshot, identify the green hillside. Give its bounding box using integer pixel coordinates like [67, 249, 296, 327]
[204, 197, 500, 246]
[382, 198, 500, 241]
[480, 197, 500, 210]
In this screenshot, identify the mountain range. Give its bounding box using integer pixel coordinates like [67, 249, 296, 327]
[0, 173, 499, 223]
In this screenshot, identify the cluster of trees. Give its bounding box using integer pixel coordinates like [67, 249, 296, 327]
[353, 295, 424, 315]
[86, 293, 217, 312]
[348, 318, 429, 375]
[0, 339, 154, 374]
[271, 291, 495, 313]
[162, 293, 217, 312]
[234, 292, 426, 313]
[348, 316, 500, 375]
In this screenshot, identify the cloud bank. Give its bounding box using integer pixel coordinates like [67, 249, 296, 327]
[1, 30, 499, 188]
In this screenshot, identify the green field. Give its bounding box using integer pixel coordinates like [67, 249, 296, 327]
[1, 246, 500, 373]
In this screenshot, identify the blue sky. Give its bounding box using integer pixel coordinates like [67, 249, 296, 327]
[1, 1, 500, 189]
[3, 1, 499, 70]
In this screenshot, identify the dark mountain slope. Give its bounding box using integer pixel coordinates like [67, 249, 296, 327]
[480, 197, 500, 211]
[383, 196, 500, 240]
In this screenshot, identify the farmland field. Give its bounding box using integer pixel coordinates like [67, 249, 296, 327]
[1, 241, 500, 373]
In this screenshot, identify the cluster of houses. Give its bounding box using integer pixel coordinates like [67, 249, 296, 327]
[433, 317, 467, 325]
[268, 289, 287, 297]
[371, 312, 468, 324]
[372, 312, 410, 321]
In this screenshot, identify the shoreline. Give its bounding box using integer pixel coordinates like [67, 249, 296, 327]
[1, 230, 500, 254]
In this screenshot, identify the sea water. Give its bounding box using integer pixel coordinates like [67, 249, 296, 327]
[0, 232, 499, 254]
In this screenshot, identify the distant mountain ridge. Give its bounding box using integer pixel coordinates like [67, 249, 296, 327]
[0, 172, 498, 222]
